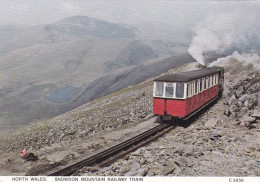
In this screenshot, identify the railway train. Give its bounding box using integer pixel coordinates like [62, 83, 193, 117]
[153, 67, 224, 120]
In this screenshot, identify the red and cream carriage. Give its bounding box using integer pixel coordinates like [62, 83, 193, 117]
[153, 67, 224, 120]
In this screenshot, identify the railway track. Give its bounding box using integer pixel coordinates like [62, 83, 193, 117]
[45, 123, 174, 176]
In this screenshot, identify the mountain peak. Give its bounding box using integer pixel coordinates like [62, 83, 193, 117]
[44, 15, 135, 39]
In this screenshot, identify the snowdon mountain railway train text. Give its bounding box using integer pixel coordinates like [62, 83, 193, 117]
[153, 67, 224, 120]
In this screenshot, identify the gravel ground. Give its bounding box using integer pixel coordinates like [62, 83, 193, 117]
[0, 61, 259, 176]
[76, 61, 260, 176]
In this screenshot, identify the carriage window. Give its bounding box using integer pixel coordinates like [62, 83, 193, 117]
[199, 79, 202, 92]
[216, 74, 218, 84]
[210, 75, 213, 87]
[201, 78, 205, 91]
[155, 82, 164, 97]
[188, 83, 192, 97]
[186, 83, 189, 97]
[197, 80, 200, 93]
[192, 81, 195, 96]
[165, 83, 174, 97]
[203, 78, 206, 90]
[176, 83, 184, 98]
[190, 83, 192, 96]
[206, 77, 209, 89]
[195, 80, 198, 94]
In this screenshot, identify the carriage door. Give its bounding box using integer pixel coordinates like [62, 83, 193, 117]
[165, 83, 174, 115]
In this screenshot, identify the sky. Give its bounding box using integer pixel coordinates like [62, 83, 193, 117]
[1, 0, 260, 63]
[0, 0, 259, 27]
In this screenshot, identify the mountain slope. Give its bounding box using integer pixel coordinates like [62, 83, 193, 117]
[0, 60, 259, 176]
[0, 16, 189, 136]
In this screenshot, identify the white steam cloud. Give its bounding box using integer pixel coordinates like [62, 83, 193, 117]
[208, 51, 260, 69]
[188, 12, 260, 65]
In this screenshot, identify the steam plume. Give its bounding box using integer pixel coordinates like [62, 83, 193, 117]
[208, 51, 260, 69]
[188, 12, 260, 65]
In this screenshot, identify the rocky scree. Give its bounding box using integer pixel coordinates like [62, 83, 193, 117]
[0, 62, 198, 175]
[76, 62, 260, 176]
[224, 69, 260, 129]
[0, 82, 153, 154]
[0, 62, 196, 156]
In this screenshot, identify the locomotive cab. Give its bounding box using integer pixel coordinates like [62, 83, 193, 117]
[153, 67, 223, 120]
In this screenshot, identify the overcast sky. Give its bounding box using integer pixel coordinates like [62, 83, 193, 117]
[0, 0, 259, 27]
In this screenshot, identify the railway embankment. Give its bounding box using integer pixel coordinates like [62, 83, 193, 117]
[76, 60, 260, 176]
[0, 62, 197, 175]
[0, 60, 259, 176]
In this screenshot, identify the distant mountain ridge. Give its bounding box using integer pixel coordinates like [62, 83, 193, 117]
[0, 15, 190, 136]
[108, 40, 158, 70]
[44, 16, 136, 38]
[0, 25, 21, 41]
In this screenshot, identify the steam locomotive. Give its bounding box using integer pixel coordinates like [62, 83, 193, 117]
[153, 67, 224, 120]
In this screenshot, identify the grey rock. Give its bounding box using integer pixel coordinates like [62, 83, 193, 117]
[249, 123, 258, 129]
[132, 149, 142, 156]
[248, 83, 260, 93]
[244, 83, 251, 90]
[251, 107, 260, 119]
[184, 148, 194, 157]
[136, 168, 148, 176]
[100, 166, 112, 173]
[146, 142, 160, 149]
[159, 145, 167, 149]
[239, 94, 248, 102]
[174, 157, 187, 167]
[130, 160, 141, 170]
[146, 170, 155, 176]
[162, 162, 177, 175]
[224, 108, 231, 116]
[205, 119, 218, 128]
[228, 94, 237, 105]
[124, 169, 139, 176]
[158, 150, 167, 156]
[239, 115, 256, 127]
[235, 86, 244, 98]
[237, 100, 243, 107]
[229, 105, 240, 116]
[139, 158, 146, 165]
[143, 150, 153, 158]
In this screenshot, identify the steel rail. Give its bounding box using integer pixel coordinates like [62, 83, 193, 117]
[47, 123, 173, 176]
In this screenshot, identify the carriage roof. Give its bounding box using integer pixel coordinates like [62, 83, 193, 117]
[154, 68, 219, 82]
